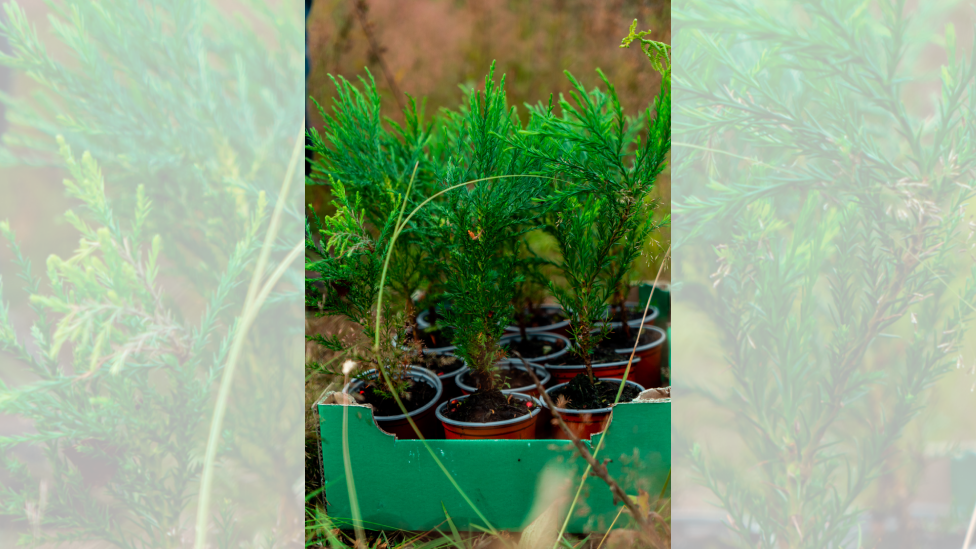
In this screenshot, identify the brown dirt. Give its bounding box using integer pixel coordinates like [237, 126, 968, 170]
[414, 353, 465, 376]
[405, 325, 455, 349]
[501, 336, 566, 360]
[441, 389, 533, 423]
[597, 327, 662, 350]
[511, 308, 567, 329]
[351, 377, 438, 417]
[550, 375, 640, 410]
[459, 367, 538, 392]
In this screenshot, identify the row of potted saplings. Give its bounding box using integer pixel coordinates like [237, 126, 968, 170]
[343, 300, 667, 441]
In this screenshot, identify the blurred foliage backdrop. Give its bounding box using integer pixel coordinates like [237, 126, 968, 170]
[305, 0, 671, 280]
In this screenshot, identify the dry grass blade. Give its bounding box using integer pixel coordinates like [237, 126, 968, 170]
[515, 352, 649, 534]
[963, 498, 976, 549]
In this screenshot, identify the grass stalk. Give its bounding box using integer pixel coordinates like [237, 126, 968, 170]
[553, 244, 671, 548]
[194, 126, 304, 549]
[963, 497, 976, 549]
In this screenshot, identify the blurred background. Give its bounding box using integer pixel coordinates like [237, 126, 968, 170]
[1, 1, 306, 546]
[305, 0, 671, 281]
[670, 1, 976, 548]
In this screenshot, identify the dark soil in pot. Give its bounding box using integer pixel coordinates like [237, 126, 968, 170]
[593, 328, 659, 353]
[622, 309, 655, 322]
[513, 308, 567, 329]
[547, 346, 618, 366]
[350, 378, 438, 417]
[441, 389, 533, 423]
[459, 367, 537, 392]
[501, 336, 566, 360]
[414, 354, 464, 377]
[406, 326, 455, 349]
[550, 375, 640, 410]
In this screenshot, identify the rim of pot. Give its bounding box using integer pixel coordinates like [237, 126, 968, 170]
[416, 304, 454, 331]
[342, 365, 444, 421]
[543, 379, 646, 414]
[413, 352, 467, 379]
[454, 361, 552, 395]
[498, 332, 572, 364]
[611, 325, 667, 353]
[402, 348, 468, 379]
[435, 393, 543, 428]
[504, 304, 572, 333]
[599, 303, 660, 327]
[392, 333, 458, 355]
[543, 355, 641, 372]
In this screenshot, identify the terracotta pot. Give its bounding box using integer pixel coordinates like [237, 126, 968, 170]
[611, 325, 667, 389]
[455, 362, 551, 397]
[343, 366, 444, 440]
[544, 356, 642, 386]
[499, 332, 572, 365]
[543, 379, 645, 440]
[435, 393, 542, 440]
[504, 304, 571, 337]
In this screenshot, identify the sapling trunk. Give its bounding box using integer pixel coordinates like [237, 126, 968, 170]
[479, 369, 497, 393]
[504, 68, 670, 394]
[578, 317, 596, 385]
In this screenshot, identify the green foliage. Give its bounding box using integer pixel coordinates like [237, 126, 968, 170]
[675, 0, 976, 546]
[0, 140, 267, 548]
[432, 64, 546, 389]
[621, 19, 671, 81]
[306, 70, 443, 323]
[307, 71, 439, 210]
[0, 0, 304, 293]
[305, 178, 411, 397]
[509, 70, 671, 379]
[0, 1, 303, 546]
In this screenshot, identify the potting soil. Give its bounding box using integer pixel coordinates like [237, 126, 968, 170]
[414, 353, 464, 376]
[460, 366, 538, 391]
[502, 336, 565, 360]
[551, 374, 640, 410]
[354, 378, 438, 417]
[513, 308, 567, 328]
[441, 389, 533, 423]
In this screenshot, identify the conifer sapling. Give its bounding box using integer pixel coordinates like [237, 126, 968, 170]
[435, 64, 544, 415]
[511, 56, 670, 391]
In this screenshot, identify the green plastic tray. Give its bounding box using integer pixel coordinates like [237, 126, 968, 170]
[316, 396, 671, 533]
